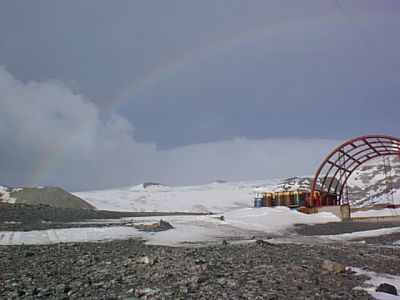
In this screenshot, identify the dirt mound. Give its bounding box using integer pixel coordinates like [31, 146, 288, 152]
[8, 186, 95, 210]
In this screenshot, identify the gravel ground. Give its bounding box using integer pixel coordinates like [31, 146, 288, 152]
[351, 232, 400, 245]
[1, 204, 400, 299]
[0, 204, 208, 231]
[3, 238, 397, 299]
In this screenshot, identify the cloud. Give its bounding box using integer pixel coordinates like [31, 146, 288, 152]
[0, 67, 341, 191]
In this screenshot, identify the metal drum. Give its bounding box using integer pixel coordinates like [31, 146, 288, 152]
[264, 193, 273, 207]
[282, 192, 291, 206]
[254, 198, 263, 208]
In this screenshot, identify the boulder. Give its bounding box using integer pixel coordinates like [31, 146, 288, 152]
[138, 256, 150, 265]
[322, 260, 345, 274]
[376, 283, 398, 295]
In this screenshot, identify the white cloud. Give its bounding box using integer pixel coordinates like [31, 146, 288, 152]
[0, 67, 341, 191]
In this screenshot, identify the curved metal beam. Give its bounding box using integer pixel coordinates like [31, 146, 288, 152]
[310, 135, 400, 207]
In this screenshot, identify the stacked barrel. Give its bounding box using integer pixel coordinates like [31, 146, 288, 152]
[254, 190, 309, 208]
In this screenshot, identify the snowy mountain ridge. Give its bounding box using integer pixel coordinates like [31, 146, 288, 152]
[347, 156, 400, 208]
[1, 157, 398, 213]
[75, 156, 400, 212]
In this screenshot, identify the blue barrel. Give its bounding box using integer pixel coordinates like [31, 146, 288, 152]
[254, 198, 263, 208]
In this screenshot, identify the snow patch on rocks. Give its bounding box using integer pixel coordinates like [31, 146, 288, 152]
[0, 186, 16, 204]
[350, 267, 400, 300]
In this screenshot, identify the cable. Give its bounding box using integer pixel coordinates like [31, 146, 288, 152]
[333, 0, 400, 74]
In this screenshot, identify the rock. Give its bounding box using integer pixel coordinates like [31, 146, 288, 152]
[194, 258, 205, 265]
[142, 182, 163, 189]
[376, 283, 398, 295]
[226, 279, 237, 288]
[187, 286, 198, 293]
[322, 260, 345, 274]
[216, 278, 237, 288]
[255, 239, 276, 246]
[138, 256, 150, 265]
[135, 287, 161, 297]
[196, 276, 207, 284]
[159, 220, 174, 230]
[31, 287, 39, 296]
[135, 220, 174, 232]
[267, 293, 279, 300]
[215, 180, 226, 184]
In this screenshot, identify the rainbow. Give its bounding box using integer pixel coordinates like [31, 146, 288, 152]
[27, 11, 398, 188]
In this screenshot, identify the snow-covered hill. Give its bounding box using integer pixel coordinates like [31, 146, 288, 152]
[347, 156, 400, 208]
[75, 155, 399, 213]
[74, 180, 280, 213]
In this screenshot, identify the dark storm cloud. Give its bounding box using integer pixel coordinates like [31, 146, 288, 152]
[0, 67, 340, 191]
[0, 1, 399, 190]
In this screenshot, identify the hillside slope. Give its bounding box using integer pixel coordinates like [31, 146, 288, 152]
[0, 186, 95, 210]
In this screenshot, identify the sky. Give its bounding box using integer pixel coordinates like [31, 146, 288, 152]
[0, 0, 399, 191]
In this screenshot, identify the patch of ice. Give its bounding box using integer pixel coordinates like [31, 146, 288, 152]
[352, 208, 400, 218]
[0, 226, 144, 245]
[350, 267, 400, 300]
[322, 227, 400, 241]
[0, 207, 339, 246]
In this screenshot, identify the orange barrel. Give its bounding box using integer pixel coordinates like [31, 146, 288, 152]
[264, 193, 273, 207]
[298, 192, 307, 206]
[282, 192, 291, 206]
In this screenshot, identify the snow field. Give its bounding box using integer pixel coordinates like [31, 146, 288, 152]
[0, 207, 339, 246]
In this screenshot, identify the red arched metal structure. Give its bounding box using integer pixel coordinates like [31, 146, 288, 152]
[310, 134, 400, 207]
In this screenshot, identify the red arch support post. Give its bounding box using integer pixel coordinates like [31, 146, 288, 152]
[310, 135, 400, 207]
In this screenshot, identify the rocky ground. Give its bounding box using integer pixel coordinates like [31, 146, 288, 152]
[3, 237, 399, 300]
[1, 203, 400, 299]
